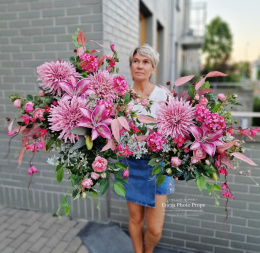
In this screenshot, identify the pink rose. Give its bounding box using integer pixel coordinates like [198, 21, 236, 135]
[28, 165, 38, 175]
[198, 96, 208, 106]
[82, 178, 93, 189]
[101, 172, 107, 178]
[141, 99, 149, 106]
[122, 169, 129, 178]
[217, 93, 226, 102]
[39, 90, 45, 97]
[92, 156, 107, 172]
[193, 148, 206, 160]
[33, 108, 45, 122]
[191, 157, 199, 164]
[194, 95, 199, 101]
[91, 172, 100, 180]
[14, 99, 21, 108]
[171, 157, 181, 167]
[25, 101, 34, 112]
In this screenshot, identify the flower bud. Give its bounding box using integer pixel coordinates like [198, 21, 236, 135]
[14, 99, 21, 108]
[232, 94, 237, 99]
[39, 90, 45, 97]
[217, 93, 226, 102]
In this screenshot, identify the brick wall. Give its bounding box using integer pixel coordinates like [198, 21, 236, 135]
[1, 0, 260, 252]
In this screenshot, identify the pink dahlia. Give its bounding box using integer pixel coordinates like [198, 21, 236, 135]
[89, 70, 117, 101]
[79, 53, 98, 73]
[48, 96, 87, 143]
[37, 61, 81, 96]
[156, 98, 195, 138]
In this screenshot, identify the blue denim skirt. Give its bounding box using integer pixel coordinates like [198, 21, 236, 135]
[114, 157, 174, 208]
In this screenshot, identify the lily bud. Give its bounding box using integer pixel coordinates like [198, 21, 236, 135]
[210, 172, 218, 182]
[85, 135, 93, 150]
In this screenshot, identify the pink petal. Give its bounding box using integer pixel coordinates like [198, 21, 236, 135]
[101, 118, 113, 125]
[206, 129, 224, 142]
[201, 142, 215, 157]
[180, 90, 188, 99]
[70, 76, 77, 87]
[158, 85, 172, 95]
[58, 81, 74, 96]
[195, 77, 206, 91]
[61, 94, 72, 101]
[92, 104, 107, 124]
[76, 78, 91, 96]
[175, 75, 194, 86]
[111, 118, 120, 142]
[77, 46, 86, 56]
[190, 141, 201, 150]
[83, 89, 95, 96]
[96, 124, 112, 139]
[98, 55, 106, 68]
[77, 118, 93, 128]
[8, 118, 16, 132]
[206, 71, 227, 78]
[137, 114, 157, 124]
[40, 135, 46, 152]
[92, 129, 99, 140]
[133, 135, 149, 142]
[213, 140, 224, 146]
[117, 116, 130, 131]
[18, 147, 26, 167]
[199, 89, 214, 96]
[221, 155, 236, 170]
[188, 125, 203, 141]
[101, 139, 116, 152]
[231, 152, 257, 166]
[80, 108, 92, 119]
[217, 140, 238, 153]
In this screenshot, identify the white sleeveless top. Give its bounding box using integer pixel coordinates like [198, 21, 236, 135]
[132, 85, 168, 118]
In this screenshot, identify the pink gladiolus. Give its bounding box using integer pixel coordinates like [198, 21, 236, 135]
[14, 99, 21, 108]
[141, 99, 149, 106]
[25, 101, 34, 112]
[117, 144, 133, 157]
[26, 144, 37, 152]
[28, 165, 38, 175]
[250, 127, 260, 136]
[92, 156, 107, 172]
[218, 167, 228, 176]
[78, 104, 113, 141]
[122, 169, 129, 178]
[21, 115, 34, 125]
[110, 44, 115, 51]
[171, 157, 181, 167]
[221, 191, 234, 199]
[91, 172, 100, 180]
[7, 131, 15, 136]
[188, 125, 224, 157]
[82, 178, 93, 189]
[227, 126, 234, 136]
[58, 76, 94, 99]
[39, 128, 47, 136]
[36, 142, 44, 150]
[133, 127, 141, 134]
[217, 93, 226, 101]
[222, 183, 228, 190]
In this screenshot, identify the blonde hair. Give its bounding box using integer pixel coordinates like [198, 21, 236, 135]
[129, 44, 159, 67]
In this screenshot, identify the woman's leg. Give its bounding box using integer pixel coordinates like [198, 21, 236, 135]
[144, 195, 167, 253]
[127, 201, 145, 253]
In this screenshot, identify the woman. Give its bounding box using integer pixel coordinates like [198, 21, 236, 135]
[116, 44, 174, 253]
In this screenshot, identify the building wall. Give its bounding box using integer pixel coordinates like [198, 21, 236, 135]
[1, 1, 260, 253]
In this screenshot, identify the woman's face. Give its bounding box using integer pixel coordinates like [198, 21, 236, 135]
[130, 53, 155, 82]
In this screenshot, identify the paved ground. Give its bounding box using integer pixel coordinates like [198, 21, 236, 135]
[0, 206, 89, 253]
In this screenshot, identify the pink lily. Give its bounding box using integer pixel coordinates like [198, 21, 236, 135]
[58, 76, 94, 99]
[188, 125, 224, 157]
[78, 104, 112, 140]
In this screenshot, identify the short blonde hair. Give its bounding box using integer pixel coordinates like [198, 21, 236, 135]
[129, 44, 159, 67]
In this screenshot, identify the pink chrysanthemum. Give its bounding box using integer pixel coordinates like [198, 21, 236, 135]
[37, 61, 81, 96]
[156, 98, 195, 138]
[113, 75, 129, 97]
[48, 96, 87, 143]
[89, 70, 117, 101]
[79, 53, 98, 73]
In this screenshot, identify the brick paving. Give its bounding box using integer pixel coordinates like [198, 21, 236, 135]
[0, 206, 89, 253]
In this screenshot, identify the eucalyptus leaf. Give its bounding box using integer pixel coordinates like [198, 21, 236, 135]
[69, 136, 86, 152]
[69, 127, 89, 135]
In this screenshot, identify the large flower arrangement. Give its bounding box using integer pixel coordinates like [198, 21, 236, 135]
[7, 30, 152, 215]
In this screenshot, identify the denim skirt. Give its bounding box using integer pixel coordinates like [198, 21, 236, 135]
[114, 157, 174, 208]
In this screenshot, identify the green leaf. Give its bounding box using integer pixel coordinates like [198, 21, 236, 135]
[26, 124, 33, 129]
[69, 127, 89, 135]
[99, 179, 109, 195]
[56, 167, 64, 183]
[113, 182, 125, 197]
[188, 85, 195, 99]
[46, 138, 55, 151]
[65, 206, 70, 216]
[34, 95, 40, 101]
[148, 158, 159, 166]
[213, 184, 221, 191]
[157, 174, 165, 186]
[152, 165, 162, 175]
[55, 163, 63, 172]
[72, 189, 80, 200]
[212, 104, 221, 113]
[123, 93, 130, 104]
[200, 81, 210, 90]
[196, 176, 207, 191]
[115, 162, 127, 170]
[92, 191, 98, 197]
[115, 172, 128, 184]
[61, 195, 68, 207]
[27, 94, 33, 101]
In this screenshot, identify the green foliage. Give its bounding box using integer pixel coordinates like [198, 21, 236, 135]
[253, 96, 260, 126]
[113, 182, 125, 197]
[99, 179, 109, 195]
[202, 17, 233, 72]
[156, 174, 165, 186]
